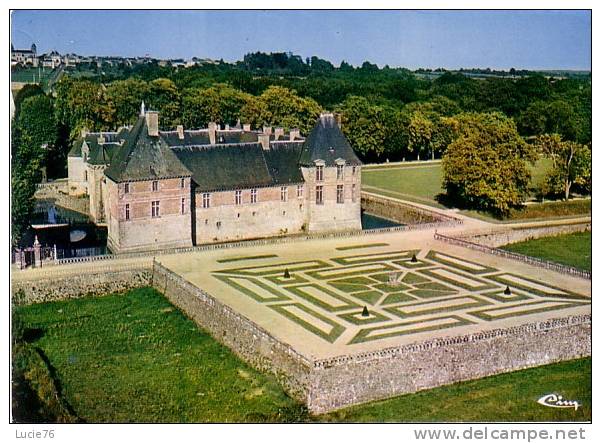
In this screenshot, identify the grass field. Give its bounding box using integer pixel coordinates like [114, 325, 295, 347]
[13, 288, 591, 423]
[361, 159, 590, 222]
[501, 231, 591, 272]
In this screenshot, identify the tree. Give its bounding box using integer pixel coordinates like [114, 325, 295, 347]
[534, 134, 591, 200]
[240, 86, 322, 134]
[442, 112, 535, 215]
[147, 78, 181, 129]
[334, 96, 389, 161]
[181, 84, 252, 128]
[54, 77, 114, 138]
[408, 111, 434, 160]
[105, 78, 150, 126]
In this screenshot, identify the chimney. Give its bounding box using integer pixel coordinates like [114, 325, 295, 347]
[208, 122, 217, 145]
[258, 133, 270, 150]
[146, 111, 159, 137]
[81, 127, 89, 138]
[262, 126, 272, 135]
[176, 125, 184, 140]
[289, 129, 300, 141]
[243, 123, 251, 132]
[225, 124, 230, 131]
[98, 133, 105, 144]
[274, 127, 284, 140]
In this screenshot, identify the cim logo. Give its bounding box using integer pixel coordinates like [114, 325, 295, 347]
[537, 394, 580, 411]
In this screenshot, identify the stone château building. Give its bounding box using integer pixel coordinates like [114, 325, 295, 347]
[68, 107, 362, 253]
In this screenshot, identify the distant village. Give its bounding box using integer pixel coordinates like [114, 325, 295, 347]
[11, 42, 216, 70]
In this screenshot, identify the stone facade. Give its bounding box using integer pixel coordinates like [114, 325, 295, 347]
[303, 164, 362, 232]
[68, 111, 363, 253]
[106, 177, 193, 253]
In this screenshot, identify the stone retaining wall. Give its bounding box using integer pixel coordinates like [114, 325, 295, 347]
[434, 232, 591, 280]
[457, 222, 591, 248]
[11, 264, 152, 305]
[361, 192, 460, 225]
[308, 315, 590, 413]
[11, 258, 591, 415]
[151, 261, 312, 402]
[150, 261, 590, 414]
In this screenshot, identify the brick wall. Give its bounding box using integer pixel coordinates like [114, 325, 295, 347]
[106, 177, 192, 253]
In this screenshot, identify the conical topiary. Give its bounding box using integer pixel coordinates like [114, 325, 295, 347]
[411, 254, 418, 263]
[284, 268, 290, 279]
[361, 306, 370, 317]
[504, 286, 511, 295]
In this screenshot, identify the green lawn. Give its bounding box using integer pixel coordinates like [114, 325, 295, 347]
[362, 159, 590, 222]
[362, 164, 446, 208]
[501, 231, 591, 272]
[13, 288, 591, 423]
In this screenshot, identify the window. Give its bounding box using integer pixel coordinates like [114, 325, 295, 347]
[125, 203, 130, 220]
[152, 180, 158, 192]
[280, 186, 288, 202]
[337, 185, 344, 204]
[316, 165, 324, 181]
[202, 193, 211, 208]
[235, 190, 242, 205]
[124, 183, 129, 194]
[337, 164, 344, 180]
[297, 185, 303, 198]
[352, 166, 356, 176]
[84, 170, 88, 181]
[352, 184, 357, 202]
[216, 221, 222, 229]
[315, 185, 323, 205]
[151, 200, 160, 218]
[181, 198, 185, 214]
[180, 178, 185, 189]
[251, 188, 257, 204]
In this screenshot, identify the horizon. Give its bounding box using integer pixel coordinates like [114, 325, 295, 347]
[11, 10, 592, 71]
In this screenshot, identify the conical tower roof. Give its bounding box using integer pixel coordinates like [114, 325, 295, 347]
[104, 116, 191, 182]
[298, 113, 362, 167]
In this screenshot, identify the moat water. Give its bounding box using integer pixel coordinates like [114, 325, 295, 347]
[361, 212, 404, 229]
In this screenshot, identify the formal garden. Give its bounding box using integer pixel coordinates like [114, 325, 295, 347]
[13, 286, 590, 423]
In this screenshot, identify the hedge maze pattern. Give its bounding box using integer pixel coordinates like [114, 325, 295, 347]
[213, 248, 589, 345]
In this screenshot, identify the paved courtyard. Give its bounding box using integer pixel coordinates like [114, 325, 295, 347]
[157, 230, 591, 359]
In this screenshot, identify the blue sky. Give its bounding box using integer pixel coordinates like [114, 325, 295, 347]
[10, 10, 591, 70]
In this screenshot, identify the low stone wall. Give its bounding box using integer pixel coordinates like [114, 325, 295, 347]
[150, 261, 590, 414]
[457, 222, 591, 248]
[11, 264, 152, 305]
[361, 192, 460, 225]
[434, 232, 590, 280]
[309, 315, 590, 413]
[151, 261, 313, 403]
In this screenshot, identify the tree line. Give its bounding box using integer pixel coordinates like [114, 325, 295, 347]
[11, 51, 592, 242]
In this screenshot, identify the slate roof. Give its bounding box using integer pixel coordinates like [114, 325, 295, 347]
[104, 117, 192, 182]
[299, 114, 362, 167]
[88, 143, 119, 165]
[173, 144, 274, 192]
[263, 142, 304, 185]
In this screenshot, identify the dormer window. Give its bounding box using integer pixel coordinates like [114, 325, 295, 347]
[152, 180, 158, 192]
[124, 183, 130, 194]
[316, 165, 324, 181]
